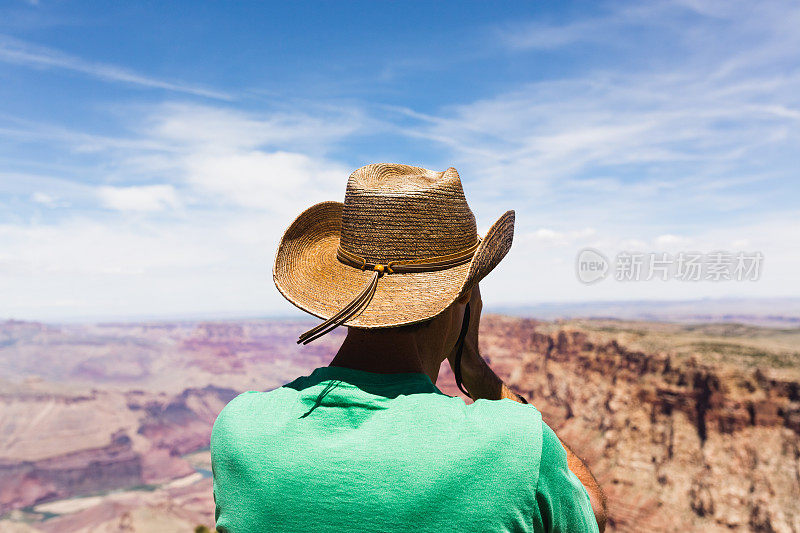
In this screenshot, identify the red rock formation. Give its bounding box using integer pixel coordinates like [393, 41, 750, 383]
[0, 431, 140, 514]
[0, 386, 238, 514]
[460, 316, 800, 532]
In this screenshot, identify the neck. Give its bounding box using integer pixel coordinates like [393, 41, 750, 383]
[329, 328, 443, 384]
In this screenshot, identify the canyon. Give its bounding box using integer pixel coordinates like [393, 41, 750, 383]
[0, 316, 798, 531]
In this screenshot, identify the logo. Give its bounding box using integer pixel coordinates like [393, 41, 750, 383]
[576, 248, 609, 284]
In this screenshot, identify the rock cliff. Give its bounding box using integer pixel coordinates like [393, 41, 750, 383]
[465, 316, 800, 532]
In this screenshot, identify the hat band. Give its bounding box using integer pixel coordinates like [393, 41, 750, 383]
[336, 240, 481, 273]
[297, 239, 480, 344]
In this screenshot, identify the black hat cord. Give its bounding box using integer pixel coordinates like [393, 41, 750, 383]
[452, 302, 472, 399]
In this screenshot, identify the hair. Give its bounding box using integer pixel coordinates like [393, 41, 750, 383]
[394, 317, 434, 334]
[346, 317, 433, 337]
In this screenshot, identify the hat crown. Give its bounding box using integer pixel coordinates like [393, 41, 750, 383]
[339, 163, 479, 264]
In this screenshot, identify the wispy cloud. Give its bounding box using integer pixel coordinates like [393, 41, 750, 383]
[31, 191, 58, 207]
[496, 3, 674, 50]
[396, 1, 800, 234]
[144, 102, 368, 152]
[97, 184, 181, 212]
[0, 34, 232, 100]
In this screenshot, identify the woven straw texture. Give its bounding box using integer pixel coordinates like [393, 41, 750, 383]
[273, 163, 515, 328]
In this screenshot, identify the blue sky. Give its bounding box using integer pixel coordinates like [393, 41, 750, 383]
[1, 0, 798, 320]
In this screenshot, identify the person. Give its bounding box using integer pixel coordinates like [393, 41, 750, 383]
[211, 163, 607, 532]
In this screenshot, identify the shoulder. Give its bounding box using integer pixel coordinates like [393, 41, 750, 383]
[211, 391, 258, 439]
[214, 390, 262, 418]
[468, 398, 544, 434]
[211, 388, 290, 438]
[465, 398, 544, 443]
[465, 398, 546, 476]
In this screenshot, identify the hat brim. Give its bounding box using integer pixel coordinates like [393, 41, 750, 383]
[273, 201, 515, 328]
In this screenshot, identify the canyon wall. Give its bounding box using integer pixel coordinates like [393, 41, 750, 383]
[465, 317, 800, 532]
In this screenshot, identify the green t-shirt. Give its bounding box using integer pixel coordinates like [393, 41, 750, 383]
[211, 365, 597, 533]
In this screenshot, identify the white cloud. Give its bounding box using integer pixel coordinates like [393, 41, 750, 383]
[120, 104, 361, 214]
[533, 228, 564, 245]
[146, 103, 365, 151]
[182, 150, 347, 212]
[31, 191, 57, 207]
[97, 184, 181, 212]
[523, 227, 597, 247]
[0, 213, 289, 320]
[654, 234, 691, 248]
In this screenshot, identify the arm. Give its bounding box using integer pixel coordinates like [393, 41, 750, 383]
[448, 285, 607, 532]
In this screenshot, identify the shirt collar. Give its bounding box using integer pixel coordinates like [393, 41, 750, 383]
[306, 365, 446, 395]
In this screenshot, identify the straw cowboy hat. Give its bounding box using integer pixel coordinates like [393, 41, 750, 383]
[273, 163, 515, 344]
